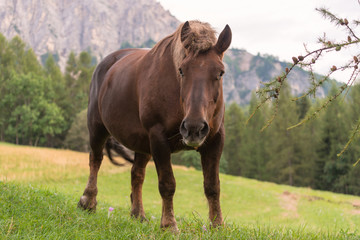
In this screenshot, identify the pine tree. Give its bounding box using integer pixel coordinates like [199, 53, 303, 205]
[223, 102, 245, 176]
[241, 92, 269, 180]
[265, 83, 302, 185]
[44, 54, 71, 146]
[64, 109, 89, 152]
[64, 51, 95, 122]
[334, 84, 360, 195]
[315, 84, 349, 191]
[0, 34, 12, 140]
[293, 99, 318, 187]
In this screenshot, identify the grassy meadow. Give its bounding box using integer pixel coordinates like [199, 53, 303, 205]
[1, 142, 360, 239]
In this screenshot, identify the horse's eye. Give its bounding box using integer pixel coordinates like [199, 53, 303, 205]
[217, 70, 225, 80]
[179, 68, 184, 77]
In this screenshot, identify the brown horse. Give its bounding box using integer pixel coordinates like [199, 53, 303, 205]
[78, 20, 232, 231]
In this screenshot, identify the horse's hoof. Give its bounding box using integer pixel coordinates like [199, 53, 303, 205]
[210, 220, 223, 228]
[139, 215, 149, 223]
[78, 195, 97, 212]
[163, 225, 179, 234]
[161, 222, 179, 233]
[131, 212, 149, 222]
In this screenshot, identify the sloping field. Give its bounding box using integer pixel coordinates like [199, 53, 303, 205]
[1, 142, 360, 235]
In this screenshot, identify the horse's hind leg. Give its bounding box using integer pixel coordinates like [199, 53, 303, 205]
[130, 152, 151, 220]
[78, 123, 109, 211]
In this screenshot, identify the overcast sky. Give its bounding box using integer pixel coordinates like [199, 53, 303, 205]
[157, 0, 360, 82]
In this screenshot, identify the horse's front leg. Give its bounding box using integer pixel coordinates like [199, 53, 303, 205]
[149, 125, 178, 232]
[199, 127, 225, 227]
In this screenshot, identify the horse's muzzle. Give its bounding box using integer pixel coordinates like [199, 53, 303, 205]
[180, 119, 209, 147]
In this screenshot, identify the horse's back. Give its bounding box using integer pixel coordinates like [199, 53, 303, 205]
[89, 49, 140, 102]
[87, 49, 144, 140]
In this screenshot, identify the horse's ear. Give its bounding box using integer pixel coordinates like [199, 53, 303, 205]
[181, 21, 191, 44]
[215, 25, 232, 54]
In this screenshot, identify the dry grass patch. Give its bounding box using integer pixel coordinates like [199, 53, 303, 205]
[0, 143, 131, 182]
[0, 143, 190, 183]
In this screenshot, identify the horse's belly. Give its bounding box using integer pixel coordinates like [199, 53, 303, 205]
[100, 88, 150, 154]
[113, 128, 150, 154]
[103, 112, 150, 154]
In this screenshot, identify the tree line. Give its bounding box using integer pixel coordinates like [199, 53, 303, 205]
[227, 83, 360, 195]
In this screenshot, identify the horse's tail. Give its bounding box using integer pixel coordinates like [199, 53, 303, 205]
[105, 137, 134, 166]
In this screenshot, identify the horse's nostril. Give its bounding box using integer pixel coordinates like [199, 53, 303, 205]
[180, 120, 188, 137]
[180, 119, 209, 140]
[200, 121, 209, 137]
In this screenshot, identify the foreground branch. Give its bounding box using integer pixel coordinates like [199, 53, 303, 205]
[249, 5, 360, 158]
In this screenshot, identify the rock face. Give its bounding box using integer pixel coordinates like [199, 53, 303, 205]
[223, 49, 329, 105]
[0, 0, 180, 68]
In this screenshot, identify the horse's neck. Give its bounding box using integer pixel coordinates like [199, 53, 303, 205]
[149, 35, 185, 73]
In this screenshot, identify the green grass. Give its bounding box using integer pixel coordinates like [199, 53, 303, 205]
[1, 142, 360, 239]
[1, 182, 358, 239]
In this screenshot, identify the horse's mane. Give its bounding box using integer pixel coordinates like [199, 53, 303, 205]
[150, 20, 217, 72]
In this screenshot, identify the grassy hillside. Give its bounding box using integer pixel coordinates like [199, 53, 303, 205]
[1, 142, 360, 239]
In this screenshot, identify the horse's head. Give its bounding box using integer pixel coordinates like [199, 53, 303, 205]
[178, 22, 232, 148]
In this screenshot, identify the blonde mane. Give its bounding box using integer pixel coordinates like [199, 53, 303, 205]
[151, 20, 217, 72]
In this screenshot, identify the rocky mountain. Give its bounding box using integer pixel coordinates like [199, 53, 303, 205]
[0, 0, 179, 69]
[0, 0, 330, 105]
[223, 49, 330, 105]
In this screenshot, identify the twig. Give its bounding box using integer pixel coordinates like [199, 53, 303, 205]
[337, 119, 360, 157]
[287, 85, 347, 130]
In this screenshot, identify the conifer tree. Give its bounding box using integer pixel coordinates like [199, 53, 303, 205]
[223, 102, 245, 176]
[315, 84, 349, 191]
[265, 83, 303, 185]
[44, 54, 71, 146]
[64, 109, 89, 152]
[0, 34, 11, 140]
[331, 84, 360, 194]
[242, 92, 269, 180]
[64, 51, 95, 122]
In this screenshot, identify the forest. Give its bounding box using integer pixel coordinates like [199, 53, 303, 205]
[1, 33, 359, 196]
[0, 33, 94, 147]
